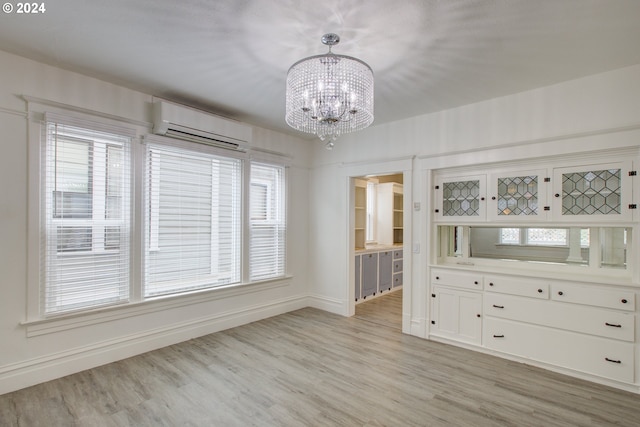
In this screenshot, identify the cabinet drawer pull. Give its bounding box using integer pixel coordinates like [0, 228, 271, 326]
[489, 282, 494, 286]
[557, 291, 564, 296]
[493, 334, 504, 338]
[555, 193, 560, 198]
[435, 276, 440, 280]
[621, 299, 628, 304]
[492, 304, 504, 309]
[491, 196, 496, 200]
[605, 322, 622, 328]
[537, 289, 543, 293]
[605, 357, 622, 364]
[474, 281, 479, 285]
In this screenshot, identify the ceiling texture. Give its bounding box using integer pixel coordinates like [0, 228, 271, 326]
[1, 0, 640, 138]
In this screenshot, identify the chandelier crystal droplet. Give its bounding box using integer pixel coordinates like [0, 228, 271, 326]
[286, 33, 374, 149]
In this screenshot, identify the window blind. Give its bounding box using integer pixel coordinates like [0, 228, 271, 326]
[43, 122, 131, 315]
[144, 142, 242, 297]
[249, 162, 286, 281]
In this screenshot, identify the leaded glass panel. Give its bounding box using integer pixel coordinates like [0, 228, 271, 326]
[442, 180, 480, 216]
[497, 175, 538, 216]
[562, 169, 621, 215]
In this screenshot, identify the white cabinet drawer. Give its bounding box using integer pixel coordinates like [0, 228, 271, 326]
[431, 269, 483, 291]
[485, 294, 635, 342]
[484, 317, 635, 384]
[551, 282, 635, 311]
[485, 275, 549, 299]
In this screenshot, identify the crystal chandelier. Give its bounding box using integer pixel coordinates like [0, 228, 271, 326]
[286, 33, 374, 149]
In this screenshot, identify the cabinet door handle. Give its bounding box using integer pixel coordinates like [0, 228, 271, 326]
[605, 357, 621, 364]
[557, 291, 564, 296]
[605, 322, 622, 328]
[489, 282, 494, 286]
[493, 334, 504, 338]
[555, 193, 560, 198]
[492, 304, 504, 309]
[474, 281, 479, 285]
[491, 196, 496, 200]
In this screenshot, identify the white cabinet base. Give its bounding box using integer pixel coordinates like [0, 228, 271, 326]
[485, 317, 635, 384]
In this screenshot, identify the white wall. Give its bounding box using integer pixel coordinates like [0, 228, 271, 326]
[0, 50, 312, 394]
[307, 64, 640, 335]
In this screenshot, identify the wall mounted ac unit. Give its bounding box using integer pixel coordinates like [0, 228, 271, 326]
[152, 100, 251, 152]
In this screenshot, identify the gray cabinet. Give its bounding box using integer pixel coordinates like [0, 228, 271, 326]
[361, 252, 378, 299]
[355, 248, 403, 302]
[355, 255, 361, 301]
[393, 249, 403, 288]
[393, 273, 403, 287]
[378, 251, 393, 293]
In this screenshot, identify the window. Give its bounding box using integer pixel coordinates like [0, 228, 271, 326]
[144, 142, 242, 297]
[500, 228, 590, 247]
[36, 114, 289, 318]
[42, 121, 131, 314]
[249, 162, 286, 281]
[365, 181, 377, 242]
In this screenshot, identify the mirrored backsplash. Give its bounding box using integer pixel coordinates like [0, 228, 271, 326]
[439, 226, 629, 270]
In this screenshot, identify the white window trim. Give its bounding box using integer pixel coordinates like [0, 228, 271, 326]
[27, 105, 291, 326]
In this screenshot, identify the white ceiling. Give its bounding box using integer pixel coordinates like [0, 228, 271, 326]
[1, 0, 639, 138]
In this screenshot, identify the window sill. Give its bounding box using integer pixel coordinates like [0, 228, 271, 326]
[22, 275, 293, 337]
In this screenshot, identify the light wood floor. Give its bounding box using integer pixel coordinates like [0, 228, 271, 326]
[2, 295, 640, 426]
[355, 288, 402, 330]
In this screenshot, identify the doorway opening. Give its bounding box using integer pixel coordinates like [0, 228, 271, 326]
[352, 173, 404, 330]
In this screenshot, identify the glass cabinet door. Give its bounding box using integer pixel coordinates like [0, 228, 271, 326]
[487, 169, 548, 221]
[435, 175, 486, 221]
[551, 162, 633, 222]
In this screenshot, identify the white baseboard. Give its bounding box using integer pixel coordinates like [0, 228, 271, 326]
[409, 317, 426, 338]
[0, 296, 309, 395]
[306, 294, 348, 316]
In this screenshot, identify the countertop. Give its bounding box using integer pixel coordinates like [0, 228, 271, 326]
[355, 244, 404, 254]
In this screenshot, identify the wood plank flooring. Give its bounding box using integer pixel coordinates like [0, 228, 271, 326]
[2, 295, 640, 426]
[355, 288, 402, 330]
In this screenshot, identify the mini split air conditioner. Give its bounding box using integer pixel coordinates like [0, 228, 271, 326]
[152, 101, 251, 152]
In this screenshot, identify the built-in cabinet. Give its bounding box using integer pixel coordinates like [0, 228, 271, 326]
[429, 270, 483, 344]
[355, 248, 403, 302]
[361, 252, 378, 299]
[429, 150, 640, 391]
[485, 275, 636, 384]
[434, 160, 635, 223]
[430, 267, 637, 385]
[355, 179, 367, 249]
